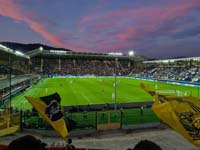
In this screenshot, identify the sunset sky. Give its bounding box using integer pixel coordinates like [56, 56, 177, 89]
[0, 0, 200, 58]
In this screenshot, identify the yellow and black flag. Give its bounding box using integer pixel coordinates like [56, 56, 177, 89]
[141, 83, 200, 147]
[25, 93, 68, 138]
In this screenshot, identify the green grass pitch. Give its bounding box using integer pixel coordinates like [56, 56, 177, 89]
[11, 77, 200, 110]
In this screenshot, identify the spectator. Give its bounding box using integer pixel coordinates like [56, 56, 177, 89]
[7, 135, 47, 150]
[65, 138, 75, 150]
[132, 140, 162, 150]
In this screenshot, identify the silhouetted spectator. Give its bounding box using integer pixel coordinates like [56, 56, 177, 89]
[7, 135, 47, 150]
[65, 138, 75, 150]
[133, 140, 162, 150]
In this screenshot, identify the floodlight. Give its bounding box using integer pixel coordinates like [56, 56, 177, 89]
[128, 50, 134, 56]
[39, 46, 43, 51]
[15, 50, 24, 56]
[108, 52, 122, 56]
[50, 50, 66, 54]
[0, 44, 6, 49]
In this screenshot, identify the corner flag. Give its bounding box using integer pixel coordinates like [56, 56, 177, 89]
[141, 83, 200, 147]
[25, 93, 68, 138]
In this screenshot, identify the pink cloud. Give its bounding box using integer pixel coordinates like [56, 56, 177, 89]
[0, 0, 82, 50]
[79, 0, 200, 52]
[81, 0, 200, 24]
[94, 22, 116, 29]
[115, 26, 146, 41]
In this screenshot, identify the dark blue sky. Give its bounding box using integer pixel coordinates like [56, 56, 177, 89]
[0, 0, 200, 58]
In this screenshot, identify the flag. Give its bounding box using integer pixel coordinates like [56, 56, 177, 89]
[140, 83, 200, 147]
[25, 93, 68, 138]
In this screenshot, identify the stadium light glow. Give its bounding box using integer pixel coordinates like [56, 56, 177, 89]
[50, 50, 66, 54]
[108, 52, 123, 56]
[14, 50, 30, 59]
[15, 50, 24, 56]
[128, 50, 134, 56]
[0, 44, 6, 49]
[0, 44, 29, 59]
[0, 44, 14, 53]
[39, 46, 43, 51]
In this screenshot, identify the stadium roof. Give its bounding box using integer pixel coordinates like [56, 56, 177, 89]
[143, 57, 200, 63]
[0, 44, 30, 59]
[25, 48, 145, 61]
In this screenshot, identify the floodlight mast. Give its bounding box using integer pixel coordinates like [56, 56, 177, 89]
[39, 47, 44, 76]
[114, 57, 118, 110]
[9, 54, 12, 113]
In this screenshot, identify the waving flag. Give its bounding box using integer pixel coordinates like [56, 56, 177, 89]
[141, 83, 200, 147]
[25, 93, 68, 138]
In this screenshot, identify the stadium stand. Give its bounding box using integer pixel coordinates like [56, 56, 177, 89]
[30, 58, 135, 76]
[138, 66, 200, 82]
[0, 64, 24, 77]
[134, 58, 200, 83]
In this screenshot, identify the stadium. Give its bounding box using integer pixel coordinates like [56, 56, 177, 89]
[0, 42, 200, 150]
[1, 0, 200, 149]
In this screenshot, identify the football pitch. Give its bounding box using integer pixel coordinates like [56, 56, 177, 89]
[11, 77, 200, 110]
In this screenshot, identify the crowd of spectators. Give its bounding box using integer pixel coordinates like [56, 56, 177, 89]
[30, 58, 135, 76]
[0, 80, 30, 105]
[0, 64, 24, 78]
[0, 74, 38, 105]
[138, 66, 200, 82]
